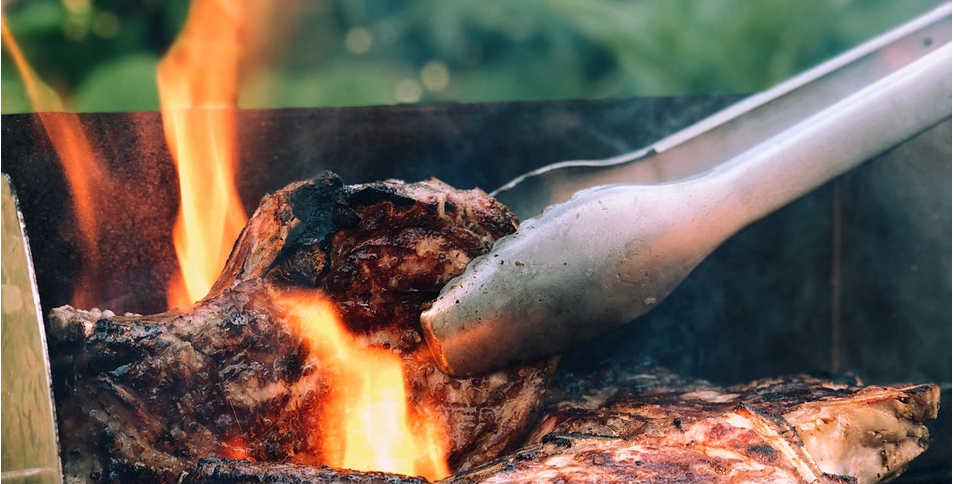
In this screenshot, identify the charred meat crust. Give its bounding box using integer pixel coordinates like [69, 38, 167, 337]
[48, 174, 557, 483]
[180, 457, 430, 484]
[456, 363, 938, 484]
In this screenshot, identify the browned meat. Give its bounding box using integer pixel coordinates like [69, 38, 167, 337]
[451, 364, 939, 484]
[44, 173, 939, 484]
[178, 457, 429, 484]
[48, 174, 557, 484]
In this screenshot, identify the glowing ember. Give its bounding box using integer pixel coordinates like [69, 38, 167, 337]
[219, 436, 251, 461]
[274, 289, 451, 481]
[1, 18, 109, 308]
[157, 0, 250, 308]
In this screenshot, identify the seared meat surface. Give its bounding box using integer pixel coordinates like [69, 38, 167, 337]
[44, 173, 939, 484]
[452, 363, 939, 484]
[48, 174, 557, 483]
[179, 457, 430, 484]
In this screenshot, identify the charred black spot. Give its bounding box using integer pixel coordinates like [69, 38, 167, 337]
[348, 183, 417, 208]
[746, 444, 778, 463]
[821, 473, 858, 483]
[541, 433, 574, 448]
[513, 449, 540, 461]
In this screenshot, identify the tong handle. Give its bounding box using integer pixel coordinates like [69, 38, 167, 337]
[493, 3, 952, 221]
[423, 41, 952, 377]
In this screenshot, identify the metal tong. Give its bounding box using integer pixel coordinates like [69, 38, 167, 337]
[421, 4, 953, 376]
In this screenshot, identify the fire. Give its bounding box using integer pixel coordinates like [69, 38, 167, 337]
[1, 17, 108, 308]
[7, 9, 452, 479]
[157, 0, 252, 308]
[274, 289, 451, 481]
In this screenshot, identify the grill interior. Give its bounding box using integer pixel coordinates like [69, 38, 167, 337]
[1, 97, 949, 481]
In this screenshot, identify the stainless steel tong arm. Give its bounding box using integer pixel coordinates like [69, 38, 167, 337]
[422, 5, 953, 377]
[492, 3, 952, 221]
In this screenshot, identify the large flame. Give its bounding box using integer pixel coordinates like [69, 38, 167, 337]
[1, 17, 108, 308]
[274, 290, 451, 481]
[7, 7, 452, 480]
[157, 0, 251, 309]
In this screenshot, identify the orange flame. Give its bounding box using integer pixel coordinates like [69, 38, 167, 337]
[274, 290, 451, 481]
[1, 17, 108, 308]
[8, 8, 450, 479]
[157, 0, 251, 309]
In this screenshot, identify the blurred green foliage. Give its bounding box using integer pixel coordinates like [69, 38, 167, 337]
[1, 0, 943, 113]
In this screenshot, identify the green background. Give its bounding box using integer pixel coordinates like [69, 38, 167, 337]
[1, 0, 943, 114]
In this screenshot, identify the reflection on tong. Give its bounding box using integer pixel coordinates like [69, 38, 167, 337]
[421, 4, 953, 377]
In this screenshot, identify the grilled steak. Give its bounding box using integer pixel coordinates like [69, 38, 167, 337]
[452, 363, 939, 484]
[44, 173, 940, 484]
[48, 174, 557, 483]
